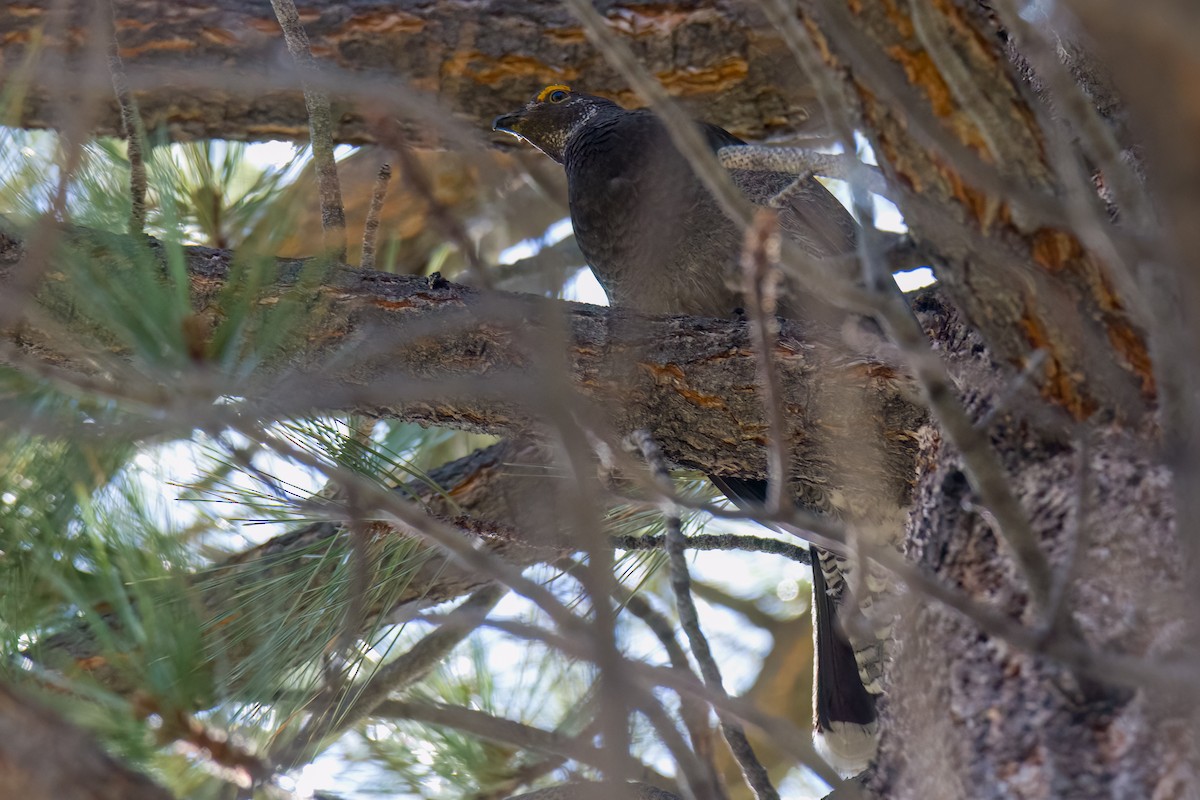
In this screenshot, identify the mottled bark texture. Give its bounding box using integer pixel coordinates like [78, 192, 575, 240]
[1, 0, 834, 145]
[797, 0, 1151, 423]
[874, 298, 1186, 799]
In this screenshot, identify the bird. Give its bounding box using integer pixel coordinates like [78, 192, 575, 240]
[493, 85, 880, 774]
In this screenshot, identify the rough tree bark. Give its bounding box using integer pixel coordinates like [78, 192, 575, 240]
[0, 0, 831, 144]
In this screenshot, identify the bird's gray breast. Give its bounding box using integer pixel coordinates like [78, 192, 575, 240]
[563, 113, 743, 317]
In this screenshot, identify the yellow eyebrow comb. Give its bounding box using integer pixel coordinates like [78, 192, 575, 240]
[536, 84, 572, 102]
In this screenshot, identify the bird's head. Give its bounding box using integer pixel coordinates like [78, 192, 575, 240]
[492, 85, 620, 163]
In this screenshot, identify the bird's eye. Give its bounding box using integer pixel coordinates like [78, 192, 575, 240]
[548, 90, 568, 103]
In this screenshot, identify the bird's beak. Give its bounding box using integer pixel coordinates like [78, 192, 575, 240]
[492, 112, 524, 136]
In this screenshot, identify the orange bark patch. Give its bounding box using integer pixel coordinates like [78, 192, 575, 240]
[1107, 319, 1156, 399]
[208, 612, 241, 630]
[448, 465, 491, 499]
[942, 166, 994, 226]
[884, 46, 993, 161]
[802, 16, 835, 65]
[656, 58, 749, 96]
[640, 362, 728, 409]
[372, 297, 421, 311]
[1018, 303, 1095, 419]
[879, 0, 916, 39]
[443, 51, 578, 86]
[246, 124, 310, 139]
[117, 37, 196, 57]
[248, 18, 282, 34]
[1029, 228, 1084, 272]
[198, 27, 239, 47]
[114, 17, 153, 32]
[75, 656, 108, 671]
[339, 9, 426, 35]
[850, 361, 899, 382]
[545, 27, 587, 44]
[605, 5, 719, 37]
[886, 46, 955, 117]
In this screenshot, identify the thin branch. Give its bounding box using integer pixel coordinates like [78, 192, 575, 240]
[479, 616, 843, 788]
[559, 0, 757, 242]
[717, 147, 890, 199]
[793, 0, 1068, 226]
[268, 0, 346, 259]
[975, 349, 1050, 431]
[610, 532, 810, 566]
[1039, 432, 1093, 640]
[506, 782, 682, 800]
[619, 591, 726, 800]
[991, 0, 1151, 232]
[875, 290, 1057, 611]
[907, 0, 1007, 166]
[741, 210, 789, 512]
[104, 0, 146, 235]
[374, 699, 640, 778]
[384, 131, 493, 288]
[271, 583, 507, 771]
[158, 708, 271, 790]
[360, 162, 391, 271]
[635, 432, 780, 800]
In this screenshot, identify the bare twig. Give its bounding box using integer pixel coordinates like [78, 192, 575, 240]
[159, 708, 272, 790]
[991, 0, 1150, 232]
[635, 432, 780, 800]
[330, 513, 372, 678]
[104, 0, 146, 235]
[907, 0, 1006, 168]
[2, 2, 111, 328]
[878, 294, 1056, 610]
[374, 699, 637, 777]
[506, 782, 682, 800]
[976, 350, 1050, 431]
[741, 210, 789, 513]
[479, 616, 843, 787]
[1039, 433, 1094, 641]
[272, 583, 507, 771]
[268, 0, 346, 259]
[610, 532, 810, 566]
[796, 0, 1068, 227]
[360, 162, 392, 271]
[618, 590, 725, 800]
[754, 0, 1058, 616]
[718, 147, 890, 199]
[559, 0, 755, 234]
[387, 136, 493, 288]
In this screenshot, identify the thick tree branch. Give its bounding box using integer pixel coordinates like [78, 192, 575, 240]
[1, 0, 830, 145]
[1, 225, 927, 526]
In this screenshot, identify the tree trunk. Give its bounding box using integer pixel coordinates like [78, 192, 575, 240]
[876, 303, 1185, 798]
